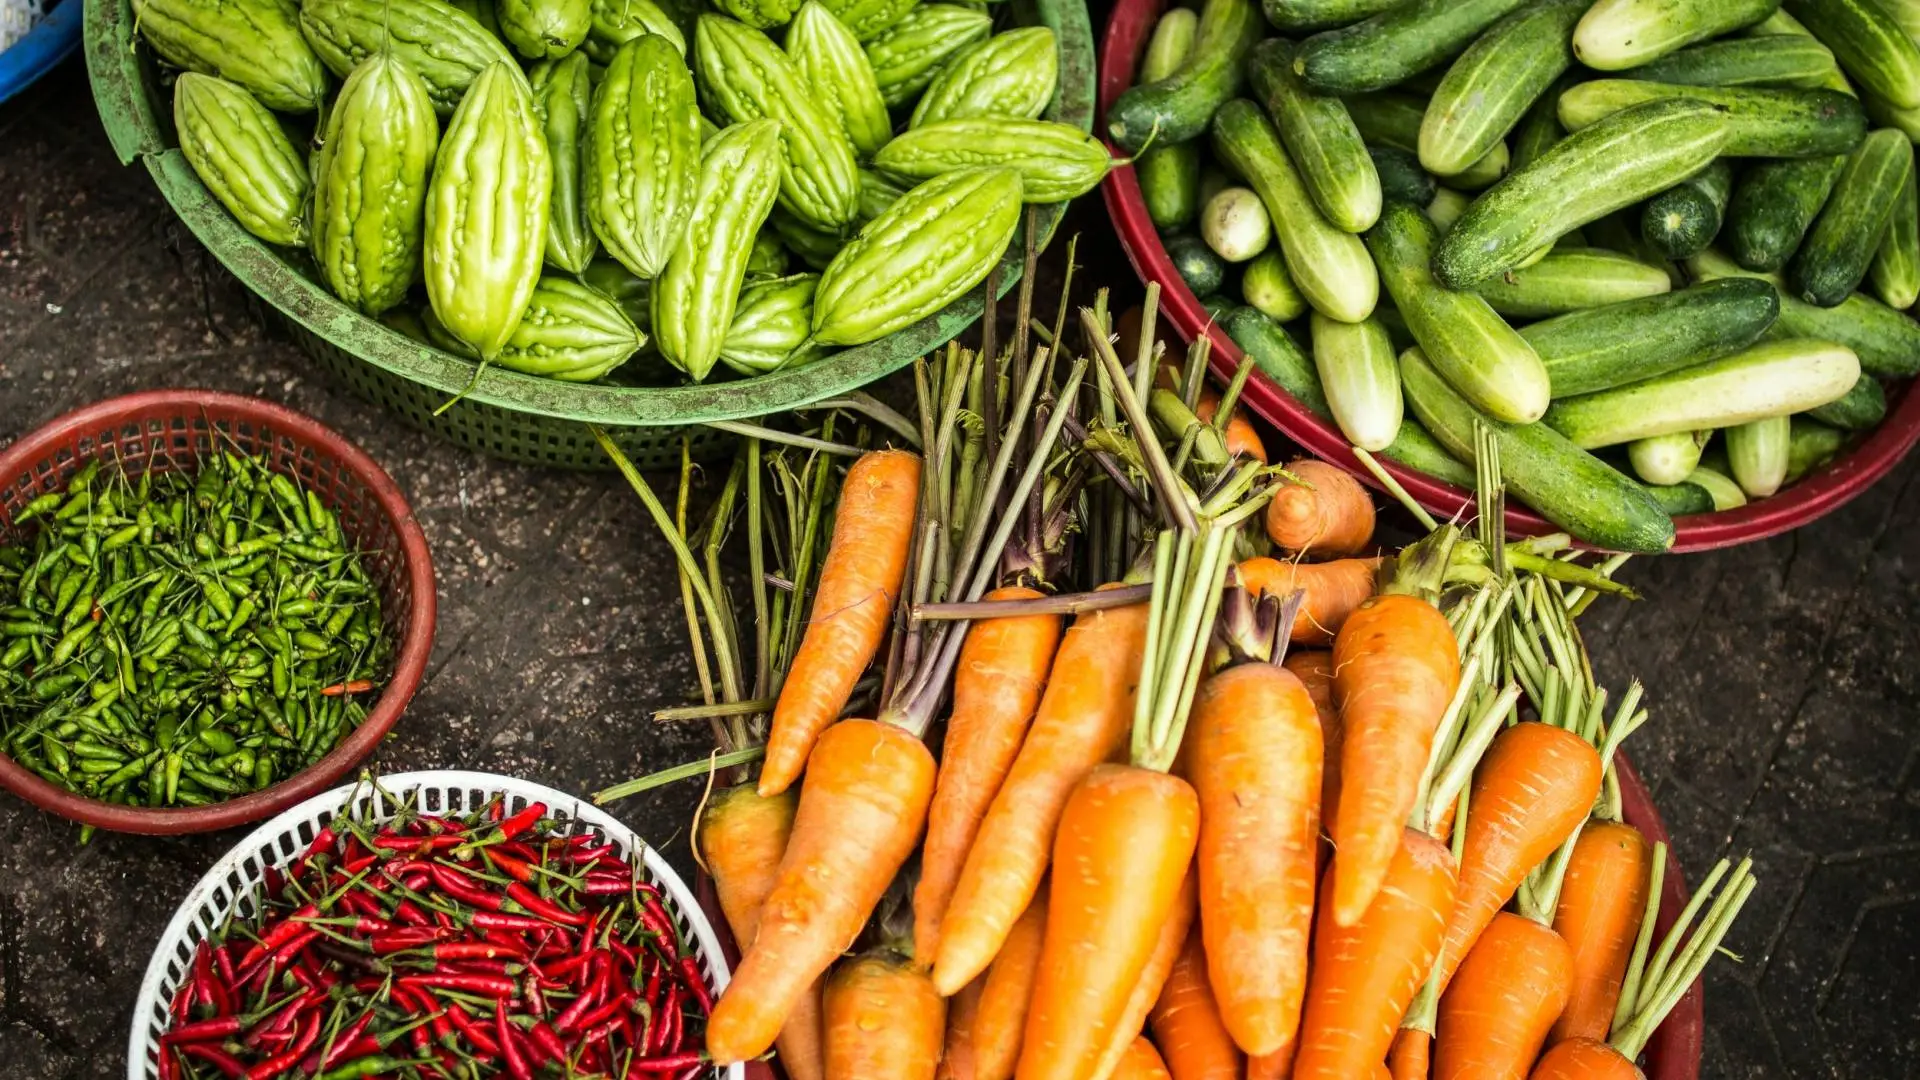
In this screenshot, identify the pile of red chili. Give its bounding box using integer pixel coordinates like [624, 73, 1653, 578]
[155, 793, 715, 1080]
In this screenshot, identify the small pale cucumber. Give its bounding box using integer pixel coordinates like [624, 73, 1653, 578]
[1524, 277, 1781, 397]
[1792, 128, 1914, 306]
[1690, 246, 1920, 376]
[1291, 0, 1533, 96]
[1167, 233, 1227, 295]
[1806, 371, 1886, 427]
[1572, 0, 1780, 71]
[1419, 0, 1586, 180]
[1242, 249, 1308, 320]
[1401, 346, 1676, 551]
[1543, 337, 1862, 447]
[1211, 98, 1379, 322]
[1247, 38, 1379, 233]
[911, 27, 1059, 127]
[1557, 80, 1867, 157]
[1784, 0, 1920, 109]
[722, 273, 822, 374]
[1435, 98, 1730, 289]
[1626, 35, 1837, 88]
[1427, 186, 1471, 233]
[1629, 430, 1711, 485]
[1870, 153, 1920, 308]
[1369, 146, 1435, 206]
[1723, 154, 1847, 270]
[1107, 0, 1262, 153]
[1201, 187, 1271, 262]
[1262, 0, 1400, 32]
[1347, 92, 1509, 190]
[873, 119, 1114, 203]
[1311, 312, 1402, 451]
[1367, 200, 1550, 423]
[1685, 465, 1749, 509]
[1640, 479, 1716, 515]
[1785, 416, 1847, 481]
[1141, 7, 1197, 82]
[1726, 414, 1792, 496]
[1472, 247, 1674, 319]
[1641, 160, 1735, 260]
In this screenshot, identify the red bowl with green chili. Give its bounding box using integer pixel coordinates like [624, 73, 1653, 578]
[0, 389, 435, 834]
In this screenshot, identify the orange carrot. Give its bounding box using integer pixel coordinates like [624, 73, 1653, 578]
[940, 978, 985, 1080]
[1293, 829, 1458, 1080]
[1266, 461, 1375, 558]
[824, 950, 947, 1080]
[1149, 930, 1245, 1080]
[931, 591, 1151, 995]
[1328, 594, 1461, 926]
[1189, 663, 1322, 1057]
[1550, 822, 1652, 1045]
[1527, 1037, 1643, 1080]
[1088, 868, 1199, 1080]
[707, 720, 937, 1064]
[1114, 1037, 1176, 1080]
[1434, 913, 1574, 1080]
[1437, 723, 1602, 990]
[1237, 557, 1381, 646]
[1249, 1048, 1294, 1080]
[1016, 765, 1200, 1080]
[1389, 1028, 1431, 1080]
[1282, 650, 1342, 835]
[915, 587, 1064, 966]
[973, 891, 1048, 1080]
[760, 449, 921, 796]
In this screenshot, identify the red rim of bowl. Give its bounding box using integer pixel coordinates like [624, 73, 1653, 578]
[1096, 2, 1920, 554]
[0, 390, 437, 835]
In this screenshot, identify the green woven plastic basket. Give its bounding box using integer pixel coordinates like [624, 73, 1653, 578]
[84, 0, 1093, 469]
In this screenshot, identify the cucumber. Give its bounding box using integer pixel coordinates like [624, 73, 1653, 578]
[1870, 152, 1920, 308]
[1381, 415, 1479, 487]
[1419, 0, 1586, 179]
[1472, 247, 1674, 319]
[1557, 81, 1867, 157]
[1785, 416, 1846, 481]
[1863, 88, 1920, 141]
[1723, 154, 1847, 270]
[1805, 371, 1886, 427]
[1401, 346, 1677, 551]
[1242, 249, 1309, 321]
[1726, 413, 1791, 496]
[1346, 93, 1510, 190]
[1640, 479, 1716, 515]
[1367, 201, 1551, 423]
[1134, 7, 1203, 232]
[1140, 6, 1197, 82]
[1573, 0, 1780, 72]
[1641, 160, 1735, 259]
[1626, 35, 1837, 88]
[1748, 6, 1858, 94]
[1784, 0, 1920, 109]
[1200, 165, 1236, 206]
[1511, 77, 1573, 171]
[1434, 99, 1731, 289]
[1292, 0, 1532, 95]
[1629, 430, 1711, 485]
[1248, 39, 1380, 233]
[1690, 246, 1920, 376]
[1542, 337, 1862, 447]
[1427, 186, 1472, 233]
[1369, 145, 1437, 206]
[1685, 465, 1749, 509]
[1107, 0, 1262, 153]
[1166, 233, 1227, 295]
[1792, 128, 1914, 306]
[1202, 295, 1242, 323]
[1523, 277, 1781, 397]
[1262, 0, 1402, 32]
[1587, 210, 1686, 280]
[1201, 187, 1272, 262]
[1311, 312, 1402, 451]
[1211, 99, 1379, 323]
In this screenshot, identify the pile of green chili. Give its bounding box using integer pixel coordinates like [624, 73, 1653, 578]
[0, 452, 393, 813]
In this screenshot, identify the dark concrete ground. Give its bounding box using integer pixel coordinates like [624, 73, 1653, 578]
[1, 54, 1916, 1080]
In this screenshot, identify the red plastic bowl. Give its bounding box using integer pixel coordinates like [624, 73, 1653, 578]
[0, 390, 436, 834]
[1098, 0, 1920, 553]
[695, 752, 1702, 1080]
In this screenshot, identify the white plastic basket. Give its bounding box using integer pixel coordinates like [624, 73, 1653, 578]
[127, 770, 741, 1080]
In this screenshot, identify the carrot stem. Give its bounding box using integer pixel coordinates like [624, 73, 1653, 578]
[1352, 447, 1439, 532]
[592, 747, 768, 803]
[1212, 356, 1256, 439]
[1610, 841, 1669, 1033]
[802, 392, 921, 449]
[1610, 855, 1756, 1059]
[702, 420, 862, 456]
[912, 584, 1153, 620]
[1084, 305, 1196, 534]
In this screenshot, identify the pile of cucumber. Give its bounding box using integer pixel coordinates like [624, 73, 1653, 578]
[1111, 0, 1920, 552]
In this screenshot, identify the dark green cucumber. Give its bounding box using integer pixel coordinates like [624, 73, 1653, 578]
[1419, 0, 1586, 179]
[1626, 35, 1837, 88]
[1870, 151, 1920, 308]
[1511, 76, 1575, 171]
[1345, 92, 1510, 189]
[1523, 277, 1781, 397]
[1690, 247, 1920, 375]
[1434, 98, 1730, 288]
[1785, 416, 1847, 481]
[1107, 0, 1262, 152]
[1792, 128, 1914, 306]
[1473, 248, 1674, 319]
[1291, 0, 1533, 96]
[1166, 232, 1227, 295]
[1248, 38, 1380, 233]
[1723, 154, 1847, 270]
[1369, 145, 1437, 205]
[1573, 0, 1781, 71]
[1401, 346, 1677, 551]
[1557, 80, 1868, 157]
[1805, 371, 1886, 427]
[1641, 160, 1735, 259]
[1641, 479, 1716, 516]
[1784, 0, 1920, 109]
[1262, 0, 1401, 32]
[1201, 295, 1242, 323]
[1134, 7, 1203, 232]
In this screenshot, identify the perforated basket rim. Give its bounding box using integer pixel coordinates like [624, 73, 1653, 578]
[127, 770, 741, 1080]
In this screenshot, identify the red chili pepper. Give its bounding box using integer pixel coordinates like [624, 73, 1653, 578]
[165, 1016, 246, 1044]
[495, 1001, 533, 1080]
[505, 883, 586, 928]
[190, 943, 219, 1014]
[572, 991, 633, 1038]
[369, 928, 448, 954]
[634, 899, 680, 962]
[177, 1043, 248, 1079]
[523, 969, 548, 1017]
[236, 905, 319, 972]
[443, 1003, 501, 1058]
[336, 890, 385, 920]
[400, 871, 431, 894]
[340, 853, 382, 876]
[528, 1021, 568, 1064]
[245, 1011, 321, 1080]
[430, 940, 523, 963]
[483, 849, 538, 885]
[552, 962, 606, 1034]
[468, 911, 556, 935]
[413, 988, 457, 1049]
[319, 679, 376, 697]
[316, 1036, 382, 1070]
[496, 803, 548, 844]
[677, 956, 712, 1016]
[664, 983, 683, 1052]
[214, 944, 239, 987]
[623, 1051, 706, 1075]
[540, 952, 595, 981]
[427, 865, 503, 912]
[641, 963, 662, 1010]
[583, 873, 637, 895]
[320, 1012, 377, 1070]
[158, 1043, 179, 1080]
[397, 973, 518, 998]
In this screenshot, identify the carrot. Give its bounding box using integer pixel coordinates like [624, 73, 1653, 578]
[1437, 723, 1602, 990]
[1388, 1027, 1430, 1080]
[930, 591, 1152, 995]
[1292, 829, 1458, 1080]
[1188, 663, 1321, 1057]
[1248, 1048, 1294, 1080]
[824, 950, 947, 1080]
[1237, 557, 1381, 646]
[1527, 1037, 1643, 1080]
[1087, 868, 1199, 1080]
[940, 978, 985, 1080]
[1149, 930, 1245, 1080]
[1434, 913, 1574, 1080]
[1328, 594, 1461, 926]
[972, 891, 1048, 1080]
[1265, 461, 1375, 558]
[706, 720, 937, 1064]
[1550, 822, 1652, 1045]
[914, 587, 1064, 966]
[1282, 649, 1342, 835]
[1016, 765, 1200, 1080]
[1114, 1037, 1176, 1080]
[759, 449, 922, 797]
